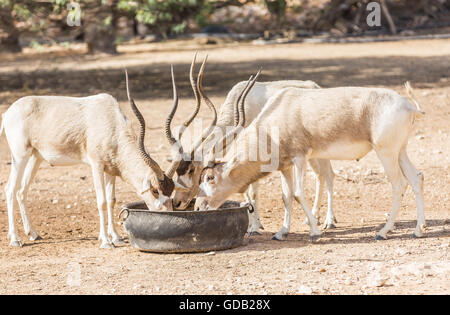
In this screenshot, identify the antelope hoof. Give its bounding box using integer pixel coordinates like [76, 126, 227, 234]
[309, 234, 321, 243]
[413, 224, 427, 238]
[247, 231, 262, 237]
[374, 234, 387, 241]
[30, 234, 42, 241]
[272, 232, 287, 241]
[323, 223, 336, 230]
[100, 242, 115, 249]
[412, 232, 425, 239]
[9, 240, 23, 247]
[112, 238, 125, 246]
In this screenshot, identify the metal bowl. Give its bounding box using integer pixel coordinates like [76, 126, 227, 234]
[120, 201, 250, 253]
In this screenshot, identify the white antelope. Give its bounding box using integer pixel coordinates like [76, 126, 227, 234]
[1, 68, 187, 248]
[171, 54, 336, 236]
[197, 83, 426, 241]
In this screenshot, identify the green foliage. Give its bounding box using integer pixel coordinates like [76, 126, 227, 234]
[0, 0, 53, 33]
[133, 0, 205, 36]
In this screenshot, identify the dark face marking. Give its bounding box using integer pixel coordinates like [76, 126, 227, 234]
[176, 160, 191, 176]
[158, 174, 175, 197]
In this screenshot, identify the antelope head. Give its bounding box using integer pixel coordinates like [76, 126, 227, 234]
[195, 70, 261, 210]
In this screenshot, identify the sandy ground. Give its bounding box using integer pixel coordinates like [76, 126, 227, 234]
[0, 39, 449, 295]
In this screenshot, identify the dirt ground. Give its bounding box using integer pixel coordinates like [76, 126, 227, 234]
[0, 39, 449, 295]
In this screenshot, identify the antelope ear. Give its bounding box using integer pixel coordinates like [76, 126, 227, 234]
[174, 181, 189, 192]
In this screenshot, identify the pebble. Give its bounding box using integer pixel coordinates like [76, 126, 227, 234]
[364, 169, 373, 176]
[296, 285, 312, 295]
[367, 275, 389, 288]
[52, 199, 59, 204]
[397, 248, 410, 256]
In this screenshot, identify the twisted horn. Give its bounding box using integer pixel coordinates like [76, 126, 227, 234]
[234, 77, 254, 126]
[165, 65, 180, 147]
[210, 70, 261, 160]
[165, 66, 185, 178]
[237, 68, 261, 128]
[188, 55, 219, 160]
[176, 52, 202, 141]
[125, 69, 164, 181]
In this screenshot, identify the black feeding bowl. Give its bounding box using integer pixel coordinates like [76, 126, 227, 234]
[120, 200, 250, 253]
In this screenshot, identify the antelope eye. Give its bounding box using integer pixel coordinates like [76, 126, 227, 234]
[206, 175, 215, 182]
[151, 188, 158, 196]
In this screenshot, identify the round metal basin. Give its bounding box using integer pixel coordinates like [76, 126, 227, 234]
[120, 201, 250, 253]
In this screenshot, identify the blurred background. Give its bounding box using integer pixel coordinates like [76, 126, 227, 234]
[1, 0, 449, 104]
[1, 0, 449, 54]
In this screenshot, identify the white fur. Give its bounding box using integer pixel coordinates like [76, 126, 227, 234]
[174, 80, 333, 234]
[2, 94, 168, 248]
[199, 85, 426, 240]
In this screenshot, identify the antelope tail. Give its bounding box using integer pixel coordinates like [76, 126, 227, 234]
[405, 81, 425, 116]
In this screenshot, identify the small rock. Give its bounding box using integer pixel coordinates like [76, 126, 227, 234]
[367, 275, 389, 288]
[364, 169, 375, 176]
[296, 285, 312, 295]
[133, 284, 142, 290]
[397, 248, 410, 256]
[52, 199, 59, 204]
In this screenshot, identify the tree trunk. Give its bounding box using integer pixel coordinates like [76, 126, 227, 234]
[380, 0, 397, 34]
[83, 2, 118, 54]
[0, 7, 21, 53]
